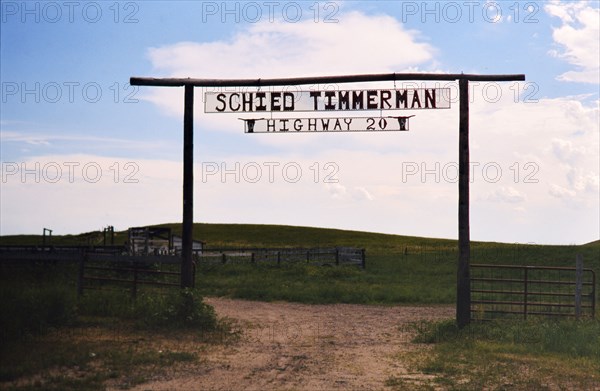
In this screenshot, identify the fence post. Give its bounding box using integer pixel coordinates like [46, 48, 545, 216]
[77, 250, 86, 296]
[361, 249, 366, 269]
[222, 253, 227, 264]
[251, 252, 255, 265]
[277, 251, 281, 266]
[192, 261, 196, 288]
[523, 267, 528, 320]
[335, 248, 339, 266]
[132, 262, 138, 299]
[592, 270, 596, 319]
[575, 254, 583, 320]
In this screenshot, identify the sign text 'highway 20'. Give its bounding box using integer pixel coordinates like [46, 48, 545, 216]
[241, 116, 415, 133]
[205, 88, 450, 113]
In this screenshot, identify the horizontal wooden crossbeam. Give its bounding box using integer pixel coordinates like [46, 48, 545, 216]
[131, 72, 525, 87]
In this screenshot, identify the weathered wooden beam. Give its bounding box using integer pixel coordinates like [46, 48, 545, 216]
[130, 73, 525, 87]
[457, 78, 471, 328]
[181, 84, 195, 289]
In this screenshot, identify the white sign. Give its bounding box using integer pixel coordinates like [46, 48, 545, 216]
[205, 88, 450, 113]
[241, 116, 414, 133]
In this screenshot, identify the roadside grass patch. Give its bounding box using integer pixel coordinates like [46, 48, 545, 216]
[401, 319, 600, 390]
[0, 329, 199, 391]
[77, 288, 219, 331]
[0, 284, 77, 343]
[1, 268, 225, 390]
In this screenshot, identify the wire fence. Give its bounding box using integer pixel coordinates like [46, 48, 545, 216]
[196, 247, 366, 268]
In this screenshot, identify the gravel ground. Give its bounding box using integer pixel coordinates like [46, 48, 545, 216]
[124, 297, 454, 391]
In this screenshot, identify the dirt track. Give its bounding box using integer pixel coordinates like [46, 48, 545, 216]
[125, 298, 453, 391]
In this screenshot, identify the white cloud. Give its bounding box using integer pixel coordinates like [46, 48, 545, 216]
[325, 183, 346, 199]
[567, 168, 600, 193]
[1, 131, 51, 146]
[1, 130, 179, 155]
[552, 138, 586, 163]
[141, 10, 437, 122]
[2, 131, 119, 146]
[351, 187, 374, 201]
[486, 187, 527, 203]
[545, 1, 600, 84]
[323, 183, 373, 201]
[147, 11, 434, 79]
[549, 183, 577, 199]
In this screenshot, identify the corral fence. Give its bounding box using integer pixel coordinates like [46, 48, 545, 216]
[470, 263, 596, 321]
[77, 256, 185, 298]
[197, 247, 366, 268]
[0, 245, 364, 298]
[0, 245, 365, 268]
[0, 245, 126, 263]
[0, 245, 185, 299]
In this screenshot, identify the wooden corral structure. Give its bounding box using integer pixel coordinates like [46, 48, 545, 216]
[127, 227, 204, 256]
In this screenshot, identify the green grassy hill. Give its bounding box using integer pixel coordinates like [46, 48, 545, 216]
[1, 223, 451, 251]
[3, 222, 598, 260]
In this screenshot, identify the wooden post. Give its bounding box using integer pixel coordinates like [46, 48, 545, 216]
[335, 248, 339, 266]
[361, 249, 366, 269]
[192, 261, 196, 288]
[144, 227, 149, 255]
[132, 262, 138, 299]
[77, 250, 86, 296]
[181, 84, 195, 289]
[523, 267, 529, 320]
[43, 228, 52, 247]
[277, 251, 281, 266]
[457, 78, 471, 328]
[575, 254, 583, 319]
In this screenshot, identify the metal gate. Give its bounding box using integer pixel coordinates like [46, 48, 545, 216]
[470, 264, 596, 321]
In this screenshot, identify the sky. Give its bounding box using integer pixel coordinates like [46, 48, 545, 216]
[0, 0, 598, 245]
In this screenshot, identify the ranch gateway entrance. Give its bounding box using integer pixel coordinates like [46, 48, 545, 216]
[130, 72, 525, 327]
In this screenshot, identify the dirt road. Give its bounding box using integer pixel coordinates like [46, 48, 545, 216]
[128, 298, 454, 391]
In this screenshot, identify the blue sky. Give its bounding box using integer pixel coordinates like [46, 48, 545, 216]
[1, 0, 598, 244]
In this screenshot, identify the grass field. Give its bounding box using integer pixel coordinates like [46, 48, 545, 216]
[3, 223, 598, 305]
[1, 223, 598, 390]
